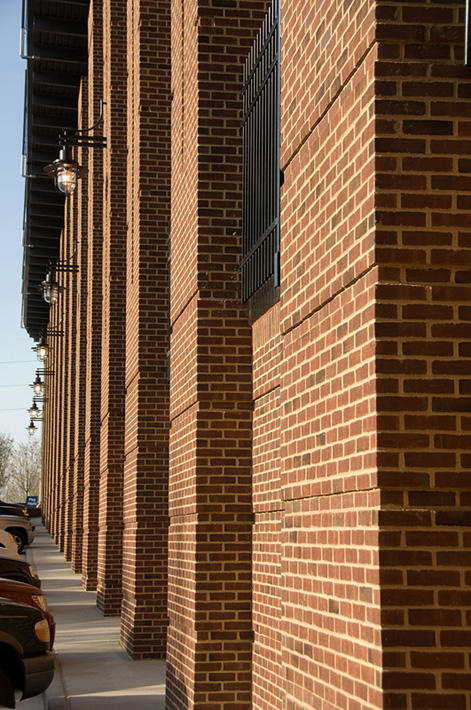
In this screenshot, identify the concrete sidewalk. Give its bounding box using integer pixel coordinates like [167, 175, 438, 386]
[21, 523, 166, 710]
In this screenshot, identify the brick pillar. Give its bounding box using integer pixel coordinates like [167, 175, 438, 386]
[167, 1, 264, 706]
[44, 328, 57, 532]
[375, 3, 471, 706]
[95, 0, 127, 616]
[41, 359, 52, 530]
[71, 79, 89, 574]
[120, 0, 170, 658]
[51, 271, 63, 544]
[82, 0, 103, 591]
[63, 193, 78, 561]
[57, 248, 68, 552]
[40, 419, 49, 526]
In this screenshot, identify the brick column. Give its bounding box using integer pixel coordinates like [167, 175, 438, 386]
[95, 0, 127, 616]
[167, 1, 266, 706]
[71, 79, 89, 574]
[121, 0, 170, 657]
[41, 358, 53, 530]
[375, 4, 471, 706]
[56, 236, 67, 551]
[51, 273, 63, 544]
[82, 0, 103, 591]
[63, 194, 78, 561]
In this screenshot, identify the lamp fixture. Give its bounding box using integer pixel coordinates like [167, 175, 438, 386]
[37, 337, 48, 362]
[28, 401, 40, 419]
[33, 374, 43, 395]
[46, 147, 81, 195]
[44, 101, 107, 195]
[32, 335, 49, 361]
[40, 262, 78, 305]
[31, 369, 54, 395]
[27, 420, 37, 436]
[41, 271, 60, 305]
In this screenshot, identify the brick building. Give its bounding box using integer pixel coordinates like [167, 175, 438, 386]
[21, 0, 471, 707]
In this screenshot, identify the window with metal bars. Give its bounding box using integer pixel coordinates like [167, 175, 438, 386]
[241, 0, 280, 308]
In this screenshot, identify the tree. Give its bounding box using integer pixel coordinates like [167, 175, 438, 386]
[0, 434, 14, 492]
[2, 439, 41, 503]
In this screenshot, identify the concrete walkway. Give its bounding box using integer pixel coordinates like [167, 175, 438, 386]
[21, 523, 166, 710]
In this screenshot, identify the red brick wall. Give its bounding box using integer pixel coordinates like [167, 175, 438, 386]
[252, 305, 283, 710]
[167, 1, 269, 707]
[82, 0, 103, 592]
[121, 0, 171, 658]
[272, 0, 381, 707]
[71, 79, 89, 574]
[96, 0, 127, 617]
[376, 1, 471, 706]
[62, 194, 77, 561]
[51, 262, 64, 544]
[56, 223, 67, 552]
[37, 0, 471, 706]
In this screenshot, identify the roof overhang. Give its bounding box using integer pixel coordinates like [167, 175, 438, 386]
[22, 0, 89, 341]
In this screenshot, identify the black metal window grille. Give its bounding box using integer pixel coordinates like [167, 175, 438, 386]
[242, 0, 280, 303]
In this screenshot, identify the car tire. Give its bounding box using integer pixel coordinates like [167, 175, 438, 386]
[6, 529, 27, 554]
[0, 665, 16, 708]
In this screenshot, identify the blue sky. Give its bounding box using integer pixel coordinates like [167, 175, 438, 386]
[0, 2, 42, 443]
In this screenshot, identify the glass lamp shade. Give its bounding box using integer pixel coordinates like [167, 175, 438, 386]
[38, 344, 48, 361]
[29, 402, 40, 418]
[55, 163, 78, 194]
[42, 277, 60, 305]
[49, 282, 59, 304]
[27, 420, 36, 436]
[33, 376, 43, 395]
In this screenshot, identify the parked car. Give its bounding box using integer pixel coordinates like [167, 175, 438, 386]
[0, 507, 28, 520]
[0, 555, 40, 588]
[0, 532, 19, 559]
[0, 501, 24, 513]
[0, 514, 35, 553]
[0, 598, 54, 707]
[0, 579, 55, 649]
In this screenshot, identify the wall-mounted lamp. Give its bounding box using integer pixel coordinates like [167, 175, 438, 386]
[33, 374, 43, 395]
[40, 262, 78, 305]
[32, 335, 49, 361]
[31, 369, 54, 395]
[45, 146, 81, 195]
[34, 330, 63, 361]
[27, 415, 44, 435]
[37, 338, 48, 362]
[28, 401, 40, 419]
[44, 101, 106, 195]
[41, 271, 61, 305]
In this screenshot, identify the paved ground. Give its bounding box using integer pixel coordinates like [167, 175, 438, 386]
[20, 523, 166, 710]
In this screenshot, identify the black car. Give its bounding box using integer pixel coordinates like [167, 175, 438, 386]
[0, 557, 40, 588]
[0, 502, 24, 514]
[0, 507, 27, 520]
[0, 598, 54, 707]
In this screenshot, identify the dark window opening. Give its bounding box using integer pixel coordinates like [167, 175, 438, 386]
[242, 0, 280, 312]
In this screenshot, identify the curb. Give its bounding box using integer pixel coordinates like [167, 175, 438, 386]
[45, 654, 69, 710]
